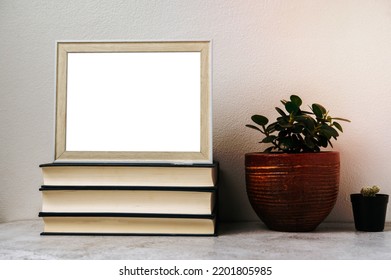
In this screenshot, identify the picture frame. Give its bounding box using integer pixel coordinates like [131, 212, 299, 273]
[55, 41, 212, 163]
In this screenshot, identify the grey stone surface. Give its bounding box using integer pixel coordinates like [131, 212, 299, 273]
[0, 219, 390, 260]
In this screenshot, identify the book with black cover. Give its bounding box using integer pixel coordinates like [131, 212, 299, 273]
[40, 185, 217, 215]
[39, 212, 217, 236]
[39, 162, 219, 187]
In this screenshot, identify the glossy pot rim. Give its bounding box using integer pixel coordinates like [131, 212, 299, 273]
[245, 151, 339, 157]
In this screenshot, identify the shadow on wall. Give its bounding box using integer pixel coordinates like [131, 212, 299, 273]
[214, 124, 260, 222]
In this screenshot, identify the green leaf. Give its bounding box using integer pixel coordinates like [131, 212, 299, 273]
[265, 123, 277, 134]
[285, 101, 299, 114]
[245, 124, 263, 132]
[262, 135, 277, 143]
[277, 116, 289, 123]
[301, 110, 313, 115]
[264, 146, 274, 153]
[291, 124, 303, 133]
[275, 107, 287, 116]
[312, 104, 325, 119]
[295, 115, 315, 131]
[316, 103, 327, 114]
[279, 123, 293, 128]
[316, 135, 329, 148]
[290, 95, 302, 107]
[251, 115, 269, 126]
[280, 137, 293, 150]
[332, 117, 351, 122]
[274, 124, 283, 131]
[278, 130, 289, 137]
[319, 125, 339, 139]
[326, 125, 339, 137]
[304, 136, 315, 148]
[276, 117, 292, 128]
[333, 122, 343, 132]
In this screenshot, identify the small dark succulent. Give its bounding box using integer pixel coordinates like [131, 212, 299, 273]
[246, 95, 350, 153]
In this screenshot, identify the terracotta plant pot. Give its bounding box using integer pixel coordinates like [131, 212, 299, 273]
[245, 152, 340, 232]
[350, 194, 388, 232]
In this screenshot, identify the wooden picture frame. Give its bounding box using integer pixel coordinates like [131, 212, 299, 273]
[55, 41, 212, 163]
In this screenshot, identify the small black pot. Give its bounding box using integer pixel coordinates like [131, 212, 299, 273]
[350, 194, 389, 232]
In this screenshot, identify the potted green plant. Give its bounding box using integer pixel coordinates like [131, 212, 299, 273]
[351, 186, 389, 232]
[245, 95, 350, 232]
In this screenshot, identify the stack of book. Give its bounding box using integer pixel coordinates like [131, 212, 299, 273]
[38, 162, 219, 236]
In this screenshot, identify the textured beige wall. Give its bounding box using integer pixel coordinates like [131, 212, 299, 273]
[1, 0, 391, 223]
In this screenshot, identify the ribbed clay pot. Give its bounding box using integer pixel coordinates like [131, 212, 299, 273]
[245, 152, 340, 232]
